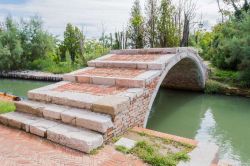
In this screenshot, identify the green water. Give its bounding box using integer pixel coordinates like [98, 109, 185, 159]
[147, 89, 250, 166]
[0, 78, 51, 98]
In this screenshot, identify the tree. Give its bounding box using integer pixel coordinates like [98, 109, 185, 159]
[63, 23, 84, 63]
[128, 0, 145, 48]
[223, 0, 250, 19]
[20, 16, 56, 63]
[0, 16, 23, 71]
[157, 0, 178, 47]
[113, 31, 128, 49]
[145, 0, 158, 47]
[180, 0, 196, 47]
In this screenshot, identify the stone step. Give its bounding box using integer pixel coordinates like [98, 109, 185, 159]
[15, 100, 113, 133]
[28, 81, 142, 116]
[0, 111, 103, 153]
[88, 53, 176, 70]
[63, 67, 161, 88]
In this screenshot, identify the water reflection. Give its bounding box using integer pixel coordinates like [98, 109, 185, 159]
[147, 89, 250, 165]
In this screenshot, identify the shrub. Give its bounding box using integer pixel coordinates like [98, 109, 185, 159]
[205, 80, 228, 94]
[28, 57, 80, 74]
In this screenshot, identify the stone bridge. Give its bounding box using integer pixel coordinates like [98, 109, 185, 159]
[0, 48, 207, 153]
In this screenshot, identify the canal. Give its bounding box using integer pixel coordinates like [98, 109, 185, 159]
[0, 78, 250, 165]
[147, 89, 250, 166]
[0, 78, 51, 98]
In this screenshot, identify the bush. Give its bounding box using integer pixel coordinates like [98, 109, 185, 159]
[28, 57, 80, 74]
[239, 68, 250, 88]
[210, 68, 239, 85]
[205, 80, 228, 94]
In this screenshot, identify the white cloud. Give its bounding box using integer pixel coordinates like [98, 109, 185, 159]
[0, 0, 221, 38]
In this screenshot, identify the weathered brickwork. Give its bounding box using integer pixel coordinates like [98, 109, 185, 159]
[107, 77, 160, 140]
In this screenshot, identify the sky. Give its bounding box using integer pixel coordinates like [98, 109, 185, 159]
[0, 0, 221, 39]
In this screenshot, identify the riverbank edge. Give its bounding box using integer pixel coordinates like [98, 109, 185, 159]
[131, 127, 220, 166]
[203, 61, 250, 98]
[205, 79, 250, 98]
[0, 70, 63, 82]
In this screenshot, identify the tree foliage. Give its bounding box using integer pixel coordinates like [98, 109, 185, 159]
[145, 0, 158, 47]
[62, 23, 84, 63]
[128, 0, 145, 48]
[195, 10, 250, 87]
[0, 17, 23, 70]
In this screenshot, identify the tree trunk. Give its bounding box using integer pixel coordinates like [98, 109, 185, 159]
[180, 14, 190, 47]
[216, 0, 224, 22]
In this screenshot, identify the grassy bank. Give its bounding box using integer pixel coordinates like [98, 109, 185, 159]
[114, 131, 194, 166]
[0, 101, 15, 114]
[205, 65, 250, 97]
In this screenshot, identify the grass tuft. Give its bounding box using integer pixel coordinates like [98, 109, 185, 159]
[115, 145, 129, 154]
[111, 136, 121, 143]
[138, 132, 147, 137]
[129, 141, 190, 166]
[0, 101, 15, 114]
[89, 145, 104, 155]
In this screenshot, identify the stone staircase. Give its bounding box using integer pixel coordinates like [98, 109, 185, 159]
[0, 48, 206, 153]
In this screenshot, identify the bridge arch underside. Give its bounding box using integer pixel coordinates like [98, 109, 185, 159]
[143, 56, 205, 127]
[162, 57, 205, 91]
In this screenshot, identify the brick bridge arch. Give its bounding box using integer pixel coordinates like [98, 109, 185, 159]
[0, 47, 207, 153]
[143, 48, 207, 127]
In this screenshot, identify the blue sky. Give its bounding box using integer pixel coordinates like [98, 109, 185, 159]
[0, 0, 26, 4]
[0, 0, 220, 38]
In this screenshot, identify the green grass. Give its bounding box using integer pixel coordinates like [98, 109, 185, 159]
[209, 67, 240, 86]
[111, 136, 121, 143]
[89, 145, 104, 155]
[130, 141, 190, 166]
[138, 131, 147, 137]
[115, 145, 129, 154]
[162, 138, 195, 151]
[114, 132, 193, 166]
[0, 101, 15, 114]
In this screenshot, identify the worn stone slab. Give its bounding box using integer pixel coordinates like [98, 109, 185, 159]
[0, 112, 43, 132]
[92, 76, 116, 86]
[61, 108, 113, 133]
[63, 68, 94, 82]
[42, 104, 68, 120]
[30, 119, 59, 137]
[88, 61, 165, 70]
[92, 96, 130, 116]
[15, 100, 67, 120]
[47, 124, 103, 153]
[110, 48, 177, 55]
[66, 68, 161, 88]
[14, 100, 113, 133]
[28, 82, 104, 109]
[15, 100, 44, 117]
[178, 142, 219, 166]
[115, 138, 136, 150]
[0, 111, 104, 153]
